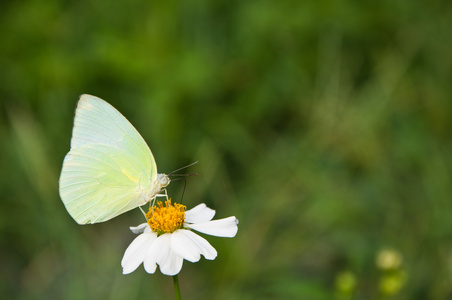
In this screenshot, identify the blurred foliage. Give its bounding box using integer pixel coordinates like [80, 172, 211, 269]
[1, 0, 452, 299]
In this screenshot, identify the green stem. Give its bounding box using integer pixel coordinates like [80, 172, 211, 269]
[173, 275, 181, 300]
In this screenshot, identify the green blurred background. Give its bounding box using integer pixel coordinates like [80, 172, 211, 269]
[1, 0, 452, 299]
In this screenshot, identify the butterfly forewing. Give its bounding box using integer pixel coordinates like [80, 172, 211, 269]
[59, 95, 158, 224]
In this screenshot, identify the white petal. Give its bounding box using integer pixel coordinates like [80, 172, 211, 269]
[170, 230, 201, 262]
[185, 203, 215, 223]
[172, 229, 217, 260]
[146, 234, 183, 276]
[121, 232, 157, 274]
[143, 234, 169, 274]
[186, 216, 238, 237]
[129, 223, 149, 234]
[159, 249, 184, 276]
[143, 251, 157, 274]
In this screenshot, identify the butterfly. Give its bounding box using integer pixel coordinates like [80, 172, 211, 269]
[59, 95, 170, 224]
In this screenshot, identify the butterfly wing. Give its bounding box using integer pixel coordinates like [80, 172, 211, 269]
[59, 95, 157, 224]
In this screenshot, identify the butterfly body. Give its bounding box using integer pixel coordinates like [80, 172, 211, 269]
[139, 174, 170, 204]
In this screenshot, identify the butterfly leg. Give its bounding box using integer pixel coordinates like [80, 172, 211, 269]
[156, 189, 171, 206]
[145, 189, 169, 214]
[139, 206, 148, 220]
[147, 189, 169, 221]
[155, 188, 169, 202]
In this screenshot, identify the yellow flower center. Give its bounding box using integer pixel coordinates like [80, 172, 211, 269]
[147, 199, 186, 234]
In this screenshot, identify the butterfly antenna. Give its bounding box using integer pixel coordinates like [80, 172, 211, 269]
[168, 161, 199, 175]
[170, 173, 198, 177]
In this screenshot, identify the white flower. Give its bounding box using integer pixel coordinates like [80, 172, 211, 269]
[121, 201, 239, 276]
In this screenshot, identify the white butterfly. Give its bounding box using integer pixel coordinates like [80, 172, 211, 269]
[59, 95, 170, 224]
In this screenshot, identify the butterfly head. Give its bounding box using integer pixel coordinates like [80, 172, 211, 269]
[157, 173, 171, 188]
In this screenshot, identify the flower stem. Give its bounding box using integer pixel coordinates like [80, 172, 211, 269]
[173, 275, 181, 300]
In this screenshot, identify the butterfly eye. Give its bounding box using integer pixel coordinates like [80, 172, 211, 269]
[158, 174, 170, 187]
